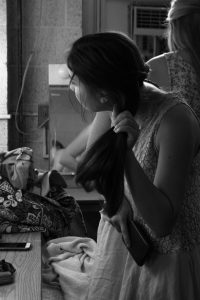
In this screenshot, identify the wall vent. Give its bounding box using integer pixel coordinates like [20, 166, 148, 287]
[133, 6, 168, 36]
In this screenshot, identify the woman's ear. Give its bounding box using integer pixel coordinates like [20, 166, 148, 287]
[100, 97, 108, 104]
[98, 90, 110, 105]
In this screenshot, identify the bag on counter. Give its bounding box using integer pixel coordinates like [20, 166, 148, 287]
[0, 147, 35, 190]
[0, 147, 87, 240]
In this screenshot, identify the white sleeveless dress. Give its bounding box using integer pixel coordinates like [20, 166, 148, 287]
[86, 95, 200, 300]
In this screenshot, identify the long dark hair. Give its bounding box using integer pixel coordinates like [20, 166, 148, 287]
[67, 32, 149, 217]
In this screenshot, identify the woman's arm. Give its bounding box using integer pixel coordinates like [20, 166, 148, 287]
[125, 104, 200, 237]
[52, 111, 111, 172]
[52, 125, 92, 172]
[86, 111, 112, 148]
[146, 54, 170, 91]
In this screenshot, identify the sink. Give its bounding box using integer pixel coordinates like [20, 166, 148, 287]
[62, 173, 80, 188]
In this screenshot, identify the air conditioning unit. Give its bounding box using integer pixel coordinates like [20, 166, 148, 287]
[128, 4, 169, 61]
[132, 6, 168, 36]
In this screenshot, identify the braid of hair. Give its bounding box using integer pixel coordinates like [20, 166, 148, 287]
[75, 127, 126, 217]
[75, 81, 141, 217]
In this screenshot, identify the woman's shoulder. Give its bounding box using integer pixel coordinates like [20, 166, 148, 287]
[147, 51, 177, 71]
[155, 100, 200, 152]
[153, 88, 200, 135]
[147, 53, 166, 70]
[146, 53, 171, 90]
[144, 84, 194, 124]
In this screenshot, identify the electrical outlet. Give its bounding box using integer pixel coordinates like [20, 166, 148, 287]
[38, 104, 49, 127]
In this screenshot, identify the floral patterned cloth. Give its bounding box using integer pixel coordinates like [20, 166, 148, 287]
[164, 51, 200, 119]
[0, 175, 87, 239]
[0, 146, 87, 240]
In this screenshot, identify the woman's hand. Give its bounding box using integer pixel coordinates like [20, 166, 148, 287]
[50, 148, 65, 172]
[102, 197, 133, 248]
[111, 106, 140, 149]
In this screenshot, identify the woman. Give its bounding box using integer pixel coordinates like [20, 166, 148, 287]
[66, 31, 200, 299]
[147, 0, 200, 118]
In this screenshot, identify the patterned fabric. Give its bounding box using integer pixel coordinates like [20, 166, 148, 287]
[0, 147, 87, 239]
[0, 175, 87, 239]
[86, 96, 200, 300]
[164, 51, 200, 119]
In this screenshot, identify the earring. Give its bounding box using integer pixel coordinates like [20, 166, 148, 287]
[100, 97, 108, 104]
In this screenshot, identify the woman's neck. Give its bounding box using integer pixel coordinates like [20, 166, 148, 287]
[135, 83, 166, 128]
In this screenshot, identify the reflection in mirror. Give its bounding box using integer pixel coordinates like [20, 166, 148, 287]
[49, 64, 94, 174]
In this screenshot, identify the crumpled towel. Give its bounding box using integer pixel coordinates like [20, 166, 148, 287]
[43, 236, 96, 300]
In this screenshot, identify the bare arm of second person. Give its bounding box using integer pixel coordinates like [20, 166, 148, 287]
[146, 54, 170, 91]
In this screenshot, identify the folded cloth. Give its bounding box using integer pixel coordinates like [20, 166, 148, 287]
[43, 236, 96, 300]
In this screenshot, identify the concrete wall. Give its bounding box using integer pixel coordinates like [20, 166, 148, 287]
[0, 0, 9, 152]
[7, 0, 82, 170]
